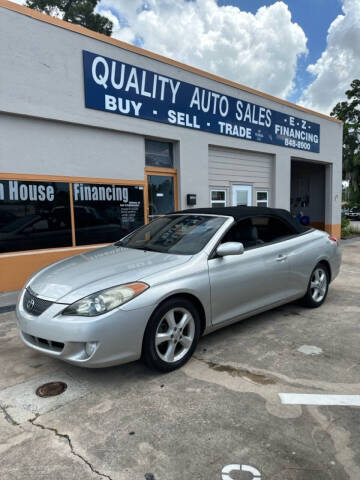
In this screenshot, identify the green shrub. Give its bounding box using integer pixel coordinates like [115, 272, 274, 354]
[341, 216, 351, 238]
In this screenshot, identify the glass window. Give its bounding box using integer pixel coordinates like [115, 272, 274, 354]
[256, 191, 269, 207]
[118, 214, 226, 255]
[222, 215, 296, 249]
[211, 189, 227, 207]
[0, 180, 72, 253]
[252, 216, 296, 243]
[145, 140, 174, 168]
[72, 183, 144, 246]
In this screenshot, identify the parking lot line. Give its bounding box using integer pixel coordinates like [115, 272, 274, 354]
[279, 393, 360, 406]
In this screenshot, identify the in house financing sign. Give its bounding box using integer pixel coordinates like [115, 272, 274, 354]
[83, 50, 320, 153]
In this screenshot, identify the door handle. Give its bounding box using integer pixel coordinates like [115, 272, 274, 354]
[276, 254, 287, 262]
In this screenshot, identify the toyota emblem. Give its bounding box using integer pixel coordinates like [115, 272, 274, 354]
[27, 298, 35, 311]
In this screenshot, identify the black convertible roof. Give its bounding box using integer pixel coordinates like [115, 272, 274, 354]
[174, 206, 310, 234]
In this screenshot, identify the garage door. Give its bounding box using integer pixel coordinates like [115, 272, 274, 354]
[209, 146, 273, 207]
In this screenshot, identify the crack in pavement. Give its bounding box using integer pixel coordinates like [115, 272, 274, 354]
[195, 357, 276, 384]
[28, 414, 113, 480]
[193, 356, 320, 391]
[0, 403, 20, 426]
[192, 356, 360, 393]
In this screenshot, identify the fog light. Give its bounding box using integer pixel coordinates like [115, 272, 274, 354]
[85, 341, 97, 358]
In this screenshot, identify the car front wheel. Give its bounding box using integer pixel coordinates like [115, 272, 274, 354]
[142, 297, 201, 372]
[302, 264, 329, 308]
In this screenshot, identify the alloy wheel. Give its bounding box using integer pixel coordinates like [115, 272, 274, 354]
[310, 267, 327, 303]
[155, 307, 195, 363]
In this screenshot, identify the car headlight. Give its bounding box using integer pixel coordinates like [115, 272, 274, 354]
[62, 282, 149, 317]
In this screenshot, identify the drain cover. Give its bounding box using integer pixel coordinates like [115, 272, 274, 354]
[36, 381, 67, 398]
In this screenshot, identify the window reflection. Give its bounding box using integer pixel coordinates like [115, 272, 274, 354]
[0, 179, 146, 253]
[0, 180, 72, 253]
[73, 183, 144, 246]
[145, 140, 173, 168]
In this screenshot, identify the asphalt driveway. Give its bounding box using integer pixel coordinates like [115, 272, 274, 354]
[1, 240, 360, 480]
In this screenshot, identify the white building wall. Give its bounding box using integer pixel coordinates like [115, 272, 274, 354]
[0, 114, 145, 180]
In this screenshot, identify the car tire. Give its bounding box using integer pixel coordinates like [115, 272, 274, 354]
[301, 263, 329, 308]
[142, 297, 201, 372]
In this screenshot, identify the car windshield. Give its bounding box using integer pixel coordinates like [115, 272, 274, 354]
[116, 214, 226, 255]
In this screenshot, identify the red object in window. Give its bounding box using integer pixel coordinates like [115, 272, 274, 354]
[329, 236, 338, 245]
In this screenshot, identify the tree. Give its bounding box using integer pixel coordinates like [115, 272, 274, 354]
[331, 79, 360, 202]
[25, 0, 113, 36]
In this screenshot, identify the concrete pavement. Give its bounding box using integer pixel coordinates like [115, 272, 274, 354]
[0, 290, 18, 312]
[1, 242, 360, 480]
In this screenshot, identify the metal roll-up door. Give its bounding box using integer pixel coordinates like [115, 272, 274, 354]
[209, 146, 273, 207]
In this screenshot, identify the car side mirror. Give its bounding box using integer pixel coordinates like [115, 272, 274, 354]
[216, 242, 244, 257]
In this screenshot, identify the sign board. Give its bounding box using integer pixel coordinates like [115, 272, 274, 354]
[83, 50, 320, 153]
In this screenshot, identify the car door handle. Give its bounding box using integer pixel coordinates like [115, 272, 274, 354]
[276, 254, 287, 262]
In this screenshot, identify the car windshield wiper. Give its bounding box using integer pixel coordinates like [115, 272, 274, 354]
[129, 245, 157, 252]
[115, 242, 158, 252]
[141, 246, 158, 252]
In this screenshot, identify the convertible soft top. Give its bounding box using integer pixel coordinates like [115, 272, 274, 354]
[174, 206, 310, 234]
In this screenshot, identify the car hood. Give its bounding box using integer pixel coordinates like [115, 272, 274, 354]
[28, 245, 191, 303]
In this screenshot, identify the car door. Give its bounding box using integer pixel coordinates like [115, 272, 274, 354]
[208, 215, 295, 326]
[208, 245, 268, 325]
[256, 240, 292, 305]
[252, 216, 297, 304]
[285, 229, 326, 297]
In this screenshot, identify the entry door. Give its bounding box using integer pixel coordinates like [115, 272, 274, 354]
[232, 185, 252, 206]
[147, 174, 175, 222]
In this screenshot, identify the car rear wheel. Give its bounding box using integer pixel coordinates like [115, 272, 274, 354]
[301, 264, 329, 308]
[142, 297, 201, 372]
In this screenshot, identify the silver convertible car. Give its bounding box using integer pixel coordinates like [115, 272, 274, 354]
[16, 207, 341, 372]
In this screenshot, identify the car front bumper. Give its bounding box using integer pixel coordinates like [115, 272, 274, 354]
[16, 289, 155, 367]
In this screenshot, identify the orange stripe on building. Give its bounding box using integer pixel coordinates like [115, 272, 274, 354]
[0, 245, 110, 292]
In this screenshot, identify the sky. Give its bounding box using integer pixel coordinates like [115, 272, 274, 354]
[218, 0, 344, 103]
[13, 0, 359, 114]
[90, 0, 360, 115]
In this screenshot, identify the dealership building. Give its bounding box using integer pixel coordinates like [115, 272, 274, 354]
[0, 0, 343, 292]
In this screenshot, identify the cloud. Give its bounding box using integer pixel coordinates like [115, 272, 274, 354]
[97, 0, 308, 99]
[300, 0, 360, 114]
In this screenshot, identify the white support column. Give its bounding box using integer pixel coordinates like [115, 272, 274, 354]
[177, 135, 209, 210]
[325, 161, 342, 237]
[273, 151, 291, 210]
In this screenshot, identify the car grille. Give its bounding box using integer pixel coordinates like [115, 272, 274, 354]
[23, 288, 53, 316]
[22, 332, 64, 352]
